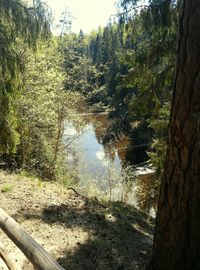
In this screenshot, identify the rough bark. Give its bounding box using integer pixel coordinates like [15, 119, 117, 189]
[147, 1, 200, 269]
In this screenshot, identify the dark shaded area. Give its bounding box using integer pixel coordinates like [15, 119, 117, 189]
[125, 142, 149, 165]
[126, 121, 153, 166]
[16, 192, 154, 270]
[99, 114, 152, 166]
[45, 202, 153, 269]
[54, 201, 153, 270]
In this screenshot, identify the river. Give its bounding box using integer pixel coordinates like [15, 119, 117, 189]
[64, 113, 157, 217]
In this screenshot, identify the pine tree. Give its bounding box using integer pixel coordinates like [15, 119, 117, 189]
[0, 0, 50, 163]
[147, 0, 200, 268]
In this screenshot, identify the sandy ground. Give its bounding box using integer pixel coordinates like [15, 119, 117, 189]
[0, 171, 154, 270]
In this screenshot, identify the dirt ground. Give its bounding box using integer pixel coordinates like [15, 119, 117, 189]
[0, 170, 154, 270]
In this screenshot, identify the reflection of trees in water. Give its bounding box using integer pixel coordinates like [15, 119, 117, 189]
[65, 113, 158, 215]
[89, 114, 111, 144]
[75, 113, 150, 168]
[86, 114, 120, 162]
[90, 114, 132, 163]
[114, 137, 132, 162]
[82, 113, 149, 166]
[125, 140, 149, 165]
[65, 149, 81, 183]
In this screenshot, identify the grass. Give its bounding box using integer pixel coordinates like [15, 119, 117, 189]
[1, 184, 13, 193]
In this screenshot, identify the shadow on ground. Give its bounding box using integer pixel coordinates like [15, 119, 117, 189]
[44, 192, 154, 270]
[16, 192, 154, 270]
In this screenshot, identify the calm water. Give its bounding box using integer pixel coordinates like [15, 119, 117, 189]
[64, 113, 157, 217]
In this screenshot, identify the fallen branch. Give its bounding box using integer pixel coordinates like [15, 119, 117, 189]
[67, 187, 107, 209]
[67, 187, 82, 196]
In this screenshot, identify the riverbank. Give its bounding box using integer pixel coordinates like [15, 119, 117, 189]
[0, 170, 154, 270]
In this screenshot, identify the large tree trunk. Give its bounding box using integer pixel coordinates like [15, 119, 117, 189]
[147, 1, 200, 269]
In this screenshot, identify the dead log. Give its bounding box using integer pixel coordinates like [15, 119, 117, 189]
[0, 208, 65, 270]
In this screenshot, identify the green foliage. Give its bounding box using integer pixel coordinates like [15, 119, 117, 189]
[16, 39, 80, 180]
[118, 1, 177, 174]
[85, 0, 178, 175]
[79, 163, 137, 203]
[0, 0, 51, 160]
[88, 23, 123, 98]
[60, 32, 109, 111]
[148, 102, 170, 176]
[0, 0, 178, 185]
[1, 183, 13, 193]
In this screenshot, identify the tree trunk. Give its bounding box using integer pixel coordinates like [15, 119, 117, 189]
[48, 106, 65, 179]
[147, 1, 200, 269]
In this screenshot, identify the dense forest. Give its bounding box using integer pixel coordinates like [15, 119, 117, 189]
[0, 0, 200, 269]
[0, 0, 178, 182]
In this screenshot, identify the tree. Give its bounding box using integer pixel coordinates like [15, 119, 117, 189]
[147, 1, 200, 269]
[0, 0, 50, 162]
[115, 0, 177, 172]
[86, 0, 176, 169]
[16, 39, 80, 180]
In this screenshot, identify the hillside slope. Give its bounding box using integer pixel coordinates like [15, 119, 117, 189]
[0, 171, 154, 270]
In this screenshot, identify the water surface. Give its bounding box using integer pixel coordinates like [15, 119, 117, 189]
[64, 113, 157, 217]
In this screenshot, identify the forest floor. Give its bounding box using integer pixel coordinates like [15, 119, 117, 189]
[0, 170, 154, 270]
